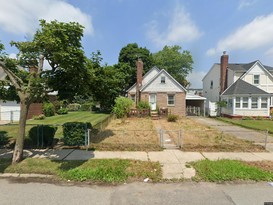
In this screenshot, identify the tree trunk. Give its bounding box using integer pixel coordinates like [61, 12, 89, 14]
[12, 100, 30, 164]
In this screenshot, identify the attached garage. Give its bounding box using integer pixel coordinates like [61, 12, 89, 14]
[0, 101, 20, 122]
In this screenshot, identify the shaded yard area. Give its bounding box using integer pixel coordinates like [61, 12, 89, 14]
[0, 112, 109, 144]
[157, 117, 265, 152]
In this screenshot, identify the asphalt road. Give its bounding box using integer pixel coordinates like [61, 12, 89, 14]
[1, 179, 273, 205]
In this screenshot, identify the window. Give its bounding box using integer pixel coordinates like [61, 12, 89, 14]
[261, 97, 268, 108]
[210, 80, 213, 89]
[242, 97, 248, 108]
[130, 94, 135, 102]
[253, 75, 260, 85]
[161, 76, 166, 83]
[167, 95, 175, 106]
[235, 97, 240, 108]
[227, 99, 233, 108]
[251, 97, 258, 108]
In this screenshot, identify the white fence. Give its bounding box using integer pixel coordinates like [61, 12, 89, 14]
[0, 110, 20, 122]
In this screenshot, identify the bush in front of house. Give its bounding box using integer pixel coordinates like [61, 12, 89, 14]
[63, 122, 92, 146]
[29, 125, 57, 148]
[32, 114, 46, 120]
[42, 102, 55, 117]
[167, 114, 179, 122]
[67, 103, 81, 111]
[137, 101, 150, 110]
[80, 102, 93, 111]
[112, 97, 134, 118]
[57, 108, 68, 115]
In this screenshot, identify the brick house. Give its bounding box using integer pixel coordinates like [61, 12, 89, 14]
[127, 59, 187, 116]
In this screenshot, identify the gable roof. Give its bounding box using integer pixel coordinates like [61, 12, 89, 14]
[126, 66, 160, 92]
[221, 79, 269, 96]
[140, 69, 187, 92]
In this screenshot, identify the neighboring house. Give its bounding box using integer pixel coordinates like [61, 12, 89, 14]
[0, 67, 57, 121]
[203, 51, 273, 117]
[127, 59, 187, 116]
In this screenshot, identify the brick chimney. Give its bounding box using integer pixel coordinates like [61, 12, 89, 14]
[136, 59, 143, 105]
[220, 51, 228, 94]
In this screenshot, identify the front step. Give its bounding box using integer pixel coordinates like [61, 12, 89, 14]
[151, 111, 159, 120]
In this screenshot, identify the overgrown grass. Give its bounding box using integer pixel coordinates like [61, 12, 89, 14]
[191, 159, 273, 182]
[218, 117, 273, 134]
[0, 112, 109, 139]
[1, 158, 162, 183]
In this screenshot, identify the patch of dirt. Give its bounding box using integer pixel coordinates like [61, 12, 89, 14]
[244, 161, 273, 172]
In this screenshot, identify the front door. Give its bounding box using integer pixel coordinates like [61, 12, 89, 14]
[149, 94, 157, 110]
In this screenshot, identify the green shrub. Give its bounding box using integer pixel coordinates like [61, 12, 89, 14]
[112, 97, 133, 118]
[32, 114, 46, 120]
[242, 116, 252, 120]
[167, 114, 178, 122]
[0, 131, 9, 146]
[67, 103, 81, 111]
[137, 101, 150, 110]
[42, 102, 55, 117]
[57, 108, 68, 115]
[63, 122, 92, 146]
[29, 125, 57, 148]
[80, 102, 93, 111]
[255, 116, 263, 120]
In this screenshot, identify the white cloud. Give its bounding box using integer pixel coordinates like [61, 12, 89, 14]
[187, 70, 206, 88]
[146, 5, 202, 47]
[238, 0, 257, 10]
[0, 0, 93, 35]
[207, 13, 273, 56]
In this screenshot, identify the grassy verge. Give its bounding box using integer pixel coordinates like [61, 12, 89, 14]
[0, 158, 161, 183]
[191, 159, 273, 182]
[217, 117, 273, 134]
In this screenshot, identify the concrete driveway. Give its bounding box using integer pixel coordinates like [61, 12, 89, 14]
[191, 116, 273, 151]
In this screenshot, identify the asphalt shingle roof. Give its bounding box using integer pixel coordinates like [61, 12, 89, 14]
[222, 79, 269, 95]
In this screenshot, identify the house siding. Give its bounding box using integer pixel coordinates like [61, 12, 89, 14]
[141, 92, 186, 116]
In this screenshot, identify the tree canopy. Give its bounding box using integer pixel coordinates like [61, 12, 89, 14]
[0, 20, 88, 163]
[153, 45, 193, 87]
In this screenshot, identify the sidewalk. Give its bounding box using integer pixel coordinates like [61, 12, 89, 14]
[1, 149, 273, 179]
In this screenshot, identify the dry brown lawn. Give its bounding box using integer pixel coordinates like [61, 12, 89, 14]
[158, 117, 265, 152]
[89, 117, 265, 152]
[89, 118, 161, 151]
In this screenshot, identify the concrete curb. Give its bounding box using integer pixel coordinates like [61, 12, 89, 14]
[0, 173, 54, 179]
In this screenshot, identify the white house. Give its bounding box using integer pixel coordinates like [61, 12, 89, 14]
[203, 51, 273, 117]
[0, 68, 21, 121]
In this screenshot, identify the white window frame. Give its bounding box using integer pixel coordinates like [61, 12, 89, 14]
[167, 94, 175, 106]
[251, 97, 258, 109]
[161, 76, 166, 84]
[235, 97, 240, 108]
[253, 75, 260, 85]
[261, 97, 268, 108]
[242, 97, 248, 108]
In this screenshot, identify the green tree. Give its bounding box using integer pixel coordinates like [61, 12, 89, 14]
[118, 43, 154, 88]
[0, 20, 87, 163]
[153, 45, 193, 87]
[87, 52, 128, 111]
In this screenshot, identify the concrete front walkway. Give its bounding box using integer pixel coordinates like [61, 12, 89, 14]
[2, 149, 273, 179]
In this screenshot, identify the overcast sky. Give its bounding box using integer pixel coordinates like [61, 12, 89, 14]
[1, 0, 273, 88]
